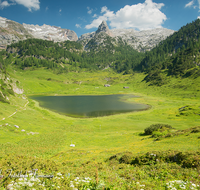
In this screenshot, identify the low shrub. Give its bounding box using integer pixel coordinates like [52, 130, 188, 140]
[166, 126, 200, 137]
[0, 93, 9, 103]
[7, 88, 15, 96]
[138, 151, 200, 168]
[119, 152, 133, 164]
[177, 105, 200, 116]
[110, 150, 200, 169]
[152, 130, 169, 138]
[144, 124, 173, 135]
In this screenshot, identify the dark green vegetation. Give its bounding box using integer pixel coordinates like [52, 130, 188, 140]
[0, 51, 15, 103]
[0, 19, 200, 189]
[144, 124, 200, 141]
[141, 19, 200, 73]
[141, 19, 200, 86]
[109, 149, 200, 169]
[1, 18, 199, 85]
[144, 123, 173, 135]
[5, 37, 144, 74]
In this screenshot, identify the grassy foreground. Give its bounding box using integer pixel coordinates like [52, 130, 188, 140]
[0, 68, 200, 189]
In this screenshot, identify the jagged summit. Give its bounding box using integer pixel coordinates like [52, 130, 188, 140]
[78, 20, 175, 52]
[96, 21, 109, 33]
[95, 20, 113, 36]
[0, 16, 175, 53]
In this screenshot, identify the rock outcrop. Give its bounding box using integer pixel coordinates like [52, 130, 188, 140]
[0, 16, 30, 48]
[78, 21, 113, 49]
[23, 23, 78, 42]
[0, 16, 78, 48]
[0, 16, 175, 52]
[95, 20, 113, 36]
[78, 21, 175, 52]
[111, 28, 175, 51]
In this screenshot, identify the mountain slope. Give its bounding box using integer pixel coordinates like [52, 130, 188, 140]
[78, 21, 174, 52]
[140, 19, 200, 72]
[0, 16, 78, 47]
[5, 37, 144, 74]
[140, 19, 200, 85]
[2, 17, 200, 87]
[0, 16, 174, 53]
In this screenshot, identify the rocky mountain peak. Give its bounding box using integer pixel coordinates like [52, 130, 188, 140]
[78, 24, 175, 52]
[95, 20, 112, 36]
[0, 16, 78, 48]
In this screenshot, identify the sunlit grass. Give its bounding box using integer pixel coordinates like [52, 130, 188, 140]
[0, 68, 200, 189]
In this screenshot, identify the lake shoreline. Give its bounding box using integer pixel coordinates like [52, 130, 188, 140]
[29, 94, 150, 118]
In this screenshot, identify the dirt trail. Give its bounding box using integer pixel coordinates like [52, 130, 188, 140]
[1, 99, 29, 121]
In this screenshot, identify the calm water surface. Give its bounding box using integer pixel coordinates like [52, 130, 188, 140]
[30, 94, 149, 118]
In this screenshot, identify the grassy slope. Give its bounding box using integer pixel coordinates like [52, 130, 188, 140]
[0, 68, 199, 189]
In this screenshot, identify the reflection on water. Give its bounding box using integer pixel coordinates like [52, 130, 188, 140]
[30, 94, 149, 118]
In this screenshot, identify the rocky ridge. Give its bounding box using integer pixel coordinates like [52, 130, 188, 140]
[23, 23, 78, 42]
[0, 16, 175, 52]
[0, 16, 78, 48]
[78, 21, 175, 52]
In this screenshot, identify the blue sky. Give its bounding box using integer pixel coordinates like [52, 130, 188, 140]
[0, 0, 200, 37]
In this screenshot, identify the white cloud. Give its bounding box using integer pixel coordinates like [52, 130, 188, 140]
[12, 0, 40, 11]
[0, 0, 40, 11]
[75, 24, 81, 28]
[185, 0, 195, 8]
[87, 6, 93, 14]
[45, 6, 48, 11]
[185, 0, 200, 18]
[0, 1, 11, 9]
[185, 0, 200, 9]
[59, 8, 62, 12]
[0, 0, 16, 9]
[85, 0, 167, 31]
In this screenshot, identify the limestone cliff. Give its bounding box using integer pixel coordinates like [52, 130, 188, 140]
[78, 21, 175, 52]
[0, 16, 78, 48]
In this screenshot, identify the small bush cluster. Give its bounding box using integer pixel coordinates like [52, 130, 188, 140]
[143, 124, 200, 141]
[144, 123, 173, 135]
[177, 105, 200, 116]
[157, 126, 200, 141]
[109, 150, 200, 169]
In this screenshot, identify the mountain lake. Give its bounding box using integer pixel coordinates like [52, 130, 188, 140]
[29, 94, 149, 118]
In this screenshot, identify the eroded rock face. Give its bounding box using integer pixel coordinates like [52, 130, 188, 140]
[23, 23, 78, 42]
[77, 32, 96, 47]
[0, 16, 78, 47]
[95, 20, 113, 37]
[0, 16, 29, 48]
[78, 21, 175, 52]
[111, 28, 175, 51]
[0, 16, 174, 52]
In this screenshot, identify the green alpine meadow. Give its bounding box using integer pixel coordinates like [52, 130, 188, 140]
[0, 19, 200, 190]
